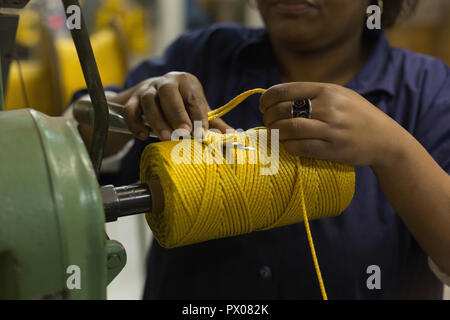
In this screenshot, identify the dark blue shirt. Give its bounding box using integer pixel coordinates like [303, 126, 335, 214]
[116, 23, 450, 299]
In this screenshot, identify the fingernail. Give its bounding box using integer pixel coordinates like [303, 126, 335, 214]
[160, 129, 171, 141]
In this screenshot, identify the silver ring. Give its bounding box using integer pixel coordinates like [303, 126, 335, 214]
[291, 99, 312, 119]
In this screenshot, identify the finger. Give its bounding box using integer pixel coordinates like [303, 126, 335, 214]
[156, 81, 192, 132]
[263, 98, 331, 125]
[260, 82, 324, 113]
[178, 80, 209, 136]
[123, 95, 151, 140]
[270, 118, 330, 141]
[209, 118, 234, 133]
[263, 101, 292, 127]
[140, 87, 172, 141]
[264, 99, 331, 126]
[283, 139, 333, 159]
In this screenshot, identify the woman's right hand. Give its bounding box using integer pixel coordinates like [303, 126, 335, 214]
[119, 72, 232, 141]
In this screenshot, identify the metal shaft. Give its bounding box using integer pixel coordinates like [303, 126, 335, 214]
[101, 184, 152, 222]
[73, 99, 159, 138]
[62, 0, 109, 176]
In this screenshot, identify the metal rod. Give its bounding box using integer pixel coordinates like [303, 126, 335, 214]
[62, 0, 109, 176]
[101, 184, 152, 222]
[73, 99, 159, 138]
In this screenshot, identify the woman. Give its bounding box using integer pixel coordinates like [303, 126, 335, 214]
[75, 0, 450, 299]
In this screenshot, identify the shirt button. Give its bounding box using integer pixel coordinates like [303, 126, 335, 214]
[259, 266, 272, 280]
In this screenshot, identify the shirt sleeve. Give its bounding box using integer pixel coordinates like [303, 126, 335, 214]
[122, 33, 188, 90]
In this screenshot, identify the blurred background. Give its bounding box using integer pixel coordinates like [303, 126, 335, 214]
[3, 0, 449, 300]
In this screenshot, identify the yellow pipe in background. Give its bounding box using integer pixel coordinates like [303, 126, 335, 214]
[5, 22, 128, 115]
[5, 0, 152, 115]
[96, 0, 150, 54]
[55, 21, 128, 108]
[5, 24, 62, 116]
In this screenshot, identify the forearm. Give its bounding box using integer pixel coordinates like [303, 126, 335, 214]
[371, 127, 450, 275]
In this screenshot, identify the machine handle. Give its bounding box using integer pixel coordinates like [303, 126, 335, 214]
[73, 99, 159, 138]
[62, 0, 110, 176]
[73, 99, 132, 135]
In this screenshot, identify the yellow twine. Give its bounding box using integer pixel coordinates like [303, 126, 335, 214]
[207, 88, 266, 120]
[140, 89, 355, 300]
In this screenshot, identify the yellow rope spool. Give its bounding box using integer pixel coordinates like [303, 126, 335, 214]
[140, 89, 356, 300]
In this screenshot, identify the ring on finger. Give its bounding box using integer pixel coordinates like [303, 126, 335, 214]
[291, 99, 312, 119]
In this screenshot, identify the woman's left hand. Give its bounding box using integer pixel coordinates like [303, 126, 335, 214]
[260, 82, 408, 168]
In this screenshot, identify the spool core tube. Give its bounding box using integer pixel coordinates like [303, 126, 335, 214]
[101, 179, 164, 222]
[101, 184, 151, 222]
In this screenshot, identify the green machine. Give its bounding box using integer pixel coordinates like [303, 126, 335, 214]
[0, 0, 151, 299]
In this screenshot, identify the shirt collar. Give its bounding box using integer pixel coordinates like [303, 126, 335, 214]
[235, 28, 396, 96]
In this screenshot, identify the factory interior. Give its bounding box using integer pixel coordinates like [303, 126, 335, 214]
[0, 0, 449, 301]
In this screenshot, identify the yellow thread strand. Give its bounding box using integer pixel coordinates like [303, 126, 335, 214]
[298, 158, 328, 300]
[207, 88, 266, 120]
[140, 89, 355, 300]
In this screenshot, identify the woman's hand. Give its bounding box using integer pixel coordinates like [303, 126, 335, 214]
[260, 82, 409, 168]
[121, 72, 232, 141]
